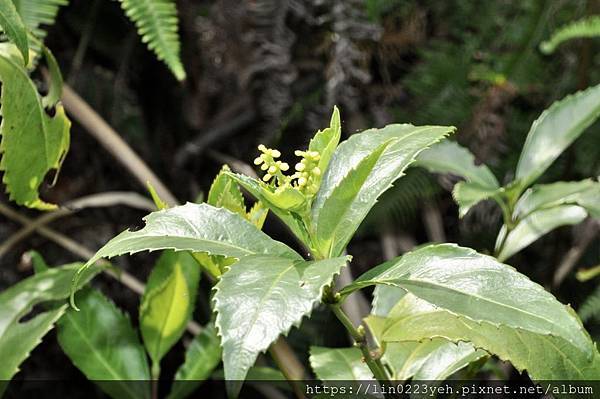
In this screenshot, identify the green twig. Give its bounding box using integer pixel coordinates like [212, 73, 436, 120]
[329, 303, 390, 385]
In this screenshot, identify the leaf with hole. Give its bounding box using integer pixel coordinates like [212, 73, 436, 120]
[0, 43, 70, 209]
[0, 262, 100, 383]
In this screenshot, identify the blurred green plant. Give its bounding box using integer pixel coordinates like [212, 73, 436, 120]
[417, 84, 600, 262]
[0, 0, 185, 209]
[541, 15, 600, 54]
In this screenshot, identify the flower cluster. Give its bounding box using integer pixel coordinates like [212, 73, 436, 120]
[292, 150, 321, 195]
[253, 144, 322, 196]
[253, 145, 290, 185]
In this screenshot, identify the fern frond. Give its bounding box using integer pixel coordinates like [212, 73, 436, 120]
[579, 285, 600, 323]
[540, 16, 600, 54]
[118, 0, 186, 80]
[13, 0, 68, 42]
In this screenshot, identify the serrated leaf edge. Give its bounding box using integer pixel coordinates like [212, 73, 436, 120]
[211, 257, 349, 384]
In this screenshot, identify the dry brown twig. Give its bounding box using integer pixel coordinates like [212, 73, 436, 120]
[0, 192, 155, 259]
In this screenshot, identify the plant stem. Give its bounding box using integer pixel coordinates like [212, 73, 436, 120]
[151, 362, 160, 399]
[329, 303, 390, 385]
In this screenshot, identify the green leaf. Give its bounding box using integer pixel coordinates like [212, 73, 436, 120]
[168, 324, 222, 399]
[416, 140, 501, 217]
[312, 124, 455, 257]
[26, 249, 50, 273]
[12, 0, 67, 44]
[209, 167, 270, 227]
[382, 338, 486, 381]
[80, 202, 300, 271]
[214, 255, 349, 398]
[147, 181, 168, 210]
[513, 179, 600, 219]
[58, 289, 151, 399]
[0, 0, 28, 64]
[0, 43, 70, 209]
[496, 204, 588, 262]
[0, 262, 100, 382]
[416, 140, 499, 188]
[540, 16, 600, 54]
[341, 244, 593, 354]
[382, 294, 600, 380]
[315, 141, 390, 257]
[308, 106, 342, 178]
[118, 0, 186, 80]
[140, 251, 200, 369]
[309, 346, 374, 381]
[74, 203, 300, 304]
[372, 285, 405, 317]
[207, 165, 246, 217]
[515, 84, 600, 191]
[246, 201, 268, 229]
[452, 181, 502, 218]
[191, 252, 225, 279]
[40, 44, 63, 107]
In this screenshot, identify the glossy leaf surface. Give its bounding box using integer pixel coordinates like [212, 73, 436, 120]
[416, 140, 500, 217]
[383, 339, 486, 380]
[496, 204, 588, 262]
[513, 179, 600, 219]
[342, 244, 592, 354]
[416, 140, 498, 188]
[83, 203, 301, 267]
[227, 172, 311, 246]
[214, 255, 349, 397]
[312, 124, 455, 257]
[382, 295, 600, 380]
[309, 346, 373, 381]
[515, 84, 600, 191]
[308, 106, 342, 179]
